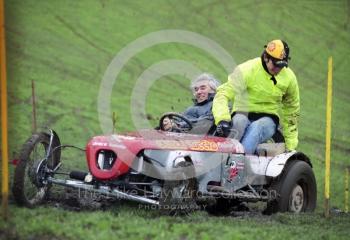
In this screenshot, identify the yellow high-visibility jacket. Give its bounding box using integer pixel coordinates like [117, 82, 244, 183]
[212, 57, 300, 150]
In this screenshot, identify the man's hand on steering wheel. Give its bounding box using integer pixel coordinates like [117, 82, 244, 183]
[159, 112, 193, 132]
[162, 117, 178, 131]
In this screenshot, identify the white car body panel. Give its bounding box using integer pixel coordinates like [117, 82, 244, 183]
[265, 151, 297, 177]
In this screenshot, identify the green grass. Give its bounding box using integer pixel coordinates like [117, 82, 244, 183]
[1, 204, 350, 240]
[1, 0, 350, 239]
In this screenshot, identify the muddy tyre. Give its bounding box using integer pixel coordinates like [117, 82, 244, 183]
[205, 198, 232, 216]
[265, 160, 317, 214]
[159, 161, 197, 215]
[12, 131, 61, 207]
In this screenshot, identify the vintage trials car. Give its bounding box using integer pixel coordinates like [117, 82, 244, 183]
[12, 113, 317, 215]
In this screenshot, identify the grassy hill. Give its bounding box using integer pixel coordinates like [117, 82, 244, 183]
[2, 0, 350, 239]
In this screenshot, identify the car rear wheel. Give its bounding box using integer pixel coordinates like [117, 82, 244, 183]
[265, 160, 317, 214]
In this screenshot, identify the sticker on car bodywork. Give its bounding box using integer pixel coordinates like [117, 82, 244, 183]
[190, 140, 218, 152]
[91, 142, 108, 147]
[227, 160, 238, 181]
[154, 140, 190, 149]
[154, 139, 218, 152]
[225, 156, 245, 182]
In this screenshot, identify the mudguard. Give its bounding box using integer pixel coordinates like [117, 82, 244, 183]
[265, 151, 312, 177]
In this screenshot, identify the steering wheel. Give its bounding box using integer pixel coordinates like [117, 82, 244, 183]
[159, 112, 193, 132]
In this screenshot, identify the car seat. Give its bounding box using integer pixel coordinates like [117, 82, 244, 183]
[256, 130, 286, 156]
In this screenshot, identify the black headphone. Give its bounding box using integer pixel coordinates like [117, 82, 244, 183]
[281, 40, 291, 61]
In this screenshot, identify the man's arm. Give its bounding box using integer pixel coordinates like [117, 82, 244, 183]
[183, 106, 198, 120]
[212, 67, 245, 125]
[212, 81, 234, 125]
[281, 74, 300, 151]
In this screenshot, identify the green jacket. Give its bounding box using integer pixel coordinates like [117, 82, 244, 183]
[212, 57, 300, 150]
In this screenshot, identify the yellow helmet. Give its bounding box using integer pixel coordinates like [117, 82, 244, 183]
[264, 39, 290, 67]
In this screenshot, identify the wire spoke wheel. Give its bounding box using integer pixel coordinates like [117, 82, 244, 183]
[23, 142, 48, 205]
[12, 131, 61, 207]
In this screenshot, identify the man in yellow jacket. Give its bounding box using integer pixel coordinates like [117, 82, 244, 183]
[213, 39, 300, 154]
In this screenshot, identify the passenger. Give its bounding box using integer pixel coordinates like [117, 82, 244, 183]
[213, 40, 300, 154]
[162, 73, 220, 131]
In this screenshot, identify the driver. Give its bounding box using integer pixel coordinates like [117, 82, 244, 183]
[212, 39, 300, 154]
[162, 73, 220, 131]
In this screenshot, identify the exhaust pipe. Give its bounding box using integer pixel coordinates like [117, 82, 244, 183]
[69, 170, 88, 181]
[47, 177, 159, 205]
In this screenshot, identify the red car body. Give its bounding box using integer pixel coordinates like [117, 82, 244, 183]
[86, 129, 244, 180]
